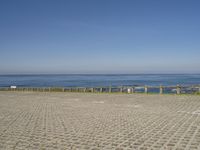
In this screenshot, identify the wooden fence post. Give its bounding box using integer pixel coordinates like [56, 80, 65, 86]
[100, 88, 102, 93]
[160, 86, 163, 94]
[144, 86, 148, 93]
[120, 87, 123, 93]
[109, 86, 112, 93]
[131, 87, 134, 93]
[176, 85, 181, 94]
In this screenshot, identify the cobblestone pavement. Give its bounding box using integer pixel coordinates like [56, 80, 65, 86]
[0, 92, 200, 150]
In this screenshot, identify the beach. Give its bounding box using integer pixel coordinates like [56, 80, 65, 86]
[0, 92, 200, 149]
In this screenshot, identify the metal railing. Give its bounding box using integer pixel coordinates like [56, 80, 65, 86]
[0, 85, 200, 94]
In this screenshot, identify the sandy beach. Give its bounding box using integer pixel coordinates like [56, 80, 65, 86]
[0, 92, 200, 149]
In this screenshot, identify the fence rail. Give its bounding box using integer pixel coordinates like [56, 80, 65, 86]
[0, 85, 200, 94]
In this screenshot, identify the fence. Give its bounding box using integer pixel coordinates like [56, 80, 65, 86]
[0, 85, 200, 94]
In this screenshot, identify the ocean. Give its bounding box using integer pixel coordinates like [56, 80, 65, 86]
[0, 74, 200, 88]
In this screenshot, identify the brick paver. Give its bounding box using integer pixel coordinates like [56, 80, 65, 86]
[0, 92, 200, 150]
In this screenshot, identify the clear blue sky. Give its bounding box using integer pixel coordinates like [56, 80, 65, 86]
[0, 0, 200, 74]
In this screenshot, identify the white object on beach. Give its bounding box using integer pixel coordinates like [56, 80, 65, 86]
[10, 86, 17, 89]
[127, 88, 131, 93]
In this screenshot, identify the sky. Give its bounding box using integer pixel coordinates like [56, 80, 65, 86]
[0, 0, 200, 74]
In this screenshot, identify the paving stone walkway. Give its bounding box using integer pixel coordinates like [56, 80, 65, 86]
[0, 92, 200, 150]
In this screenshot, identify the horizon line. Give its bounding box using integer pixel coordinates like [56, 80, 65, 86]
[0, 73, 200, 75]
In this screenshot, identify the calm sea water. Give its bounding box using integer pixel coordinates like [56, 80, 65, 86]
[0, 74, 200, 87]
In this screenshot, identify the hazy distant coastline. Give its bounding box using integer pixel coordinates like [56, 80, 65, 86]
[0, 74, 200, 88]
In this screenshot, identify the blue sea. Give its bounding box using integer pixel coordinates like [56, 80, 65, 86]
[0, 74, 200, 87]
